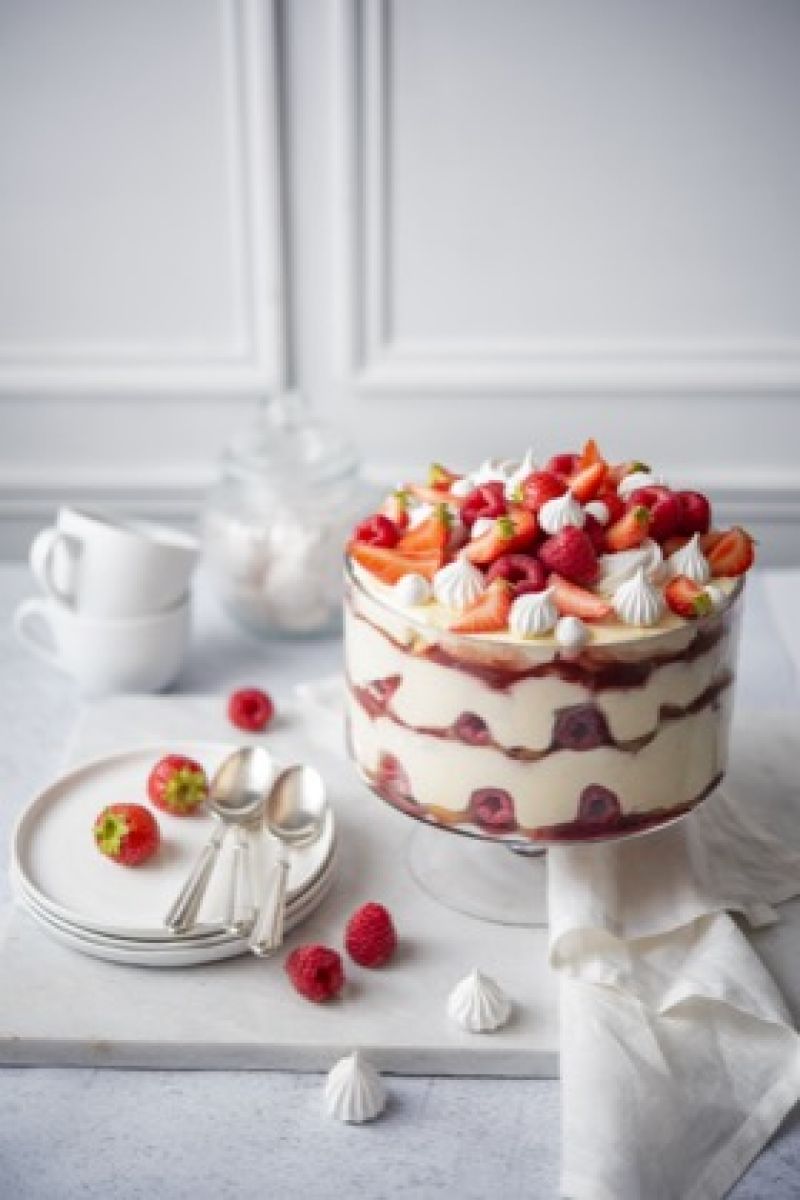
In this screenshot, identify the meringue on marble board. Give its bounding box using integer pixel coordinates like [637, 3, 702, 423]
[447, 969, 512, 1033]
[324, 1051, 386, 1123]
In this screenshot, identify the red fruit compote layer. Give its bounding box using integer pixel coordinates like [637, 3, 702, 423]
[344, 443, 754, 844]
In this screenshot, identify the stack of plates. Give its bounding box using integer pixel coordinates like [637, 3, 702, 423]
[10, 743, 336, 967]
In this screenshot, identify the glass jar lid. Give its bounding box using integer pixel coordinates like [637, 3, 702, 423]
[221, 393, 359, 487]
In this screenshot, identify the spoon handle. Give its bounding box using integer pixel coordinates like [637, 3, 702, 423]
[249, 850, 291, 957]
[165, 826, 225, 933]
[225, 826, 254, 936]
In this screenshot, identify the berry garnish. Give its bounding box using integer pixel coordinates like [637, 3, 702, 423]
[577, 437, 604, 470]
[93, 804, 160, 866]
[353, 514, 399, 548]
[428, 462, 461, 491]
[676, 490, 712, 537]
[705, 527, 755, 578]
[545, 452, 580, 479]
[553, 705, 610, 751]
[453, 711, 492, 745]
[147, 755, 208, 816]
[449, 578, 513, 634]
[538, 527, 599, 586]
[461, 481, 507, 527]
[569, 461, 607, 503]
[520, 470, 566, 514]
[469, 787, 516, 833]
[577, 785, 621, 829]
[381, 490, 410, 531]
[349, 542, 442, 584]
[397, 504, 451, 554]
[465, 509, 538, 565]
[228, 687, 275, 732]
[486, 553, 546, 595]
[344, 902, 397, 967]
[604, 506, 651, 552]
[583, 513, 607, 553]
[285, 944, 345, 1002]
[626, 486, 682, 542]
[548, 573, 612, 622]
[665, 576, 714, 619]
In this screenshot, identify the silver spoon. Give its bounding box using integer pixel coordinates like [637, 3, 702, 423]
[165, 747, 274, 934]
[249, 764, 328, 957]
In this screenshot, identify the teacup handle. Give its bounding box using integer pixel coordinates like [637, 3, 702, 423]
[13, 597, 64, 671]
[29, 527, 76, 603]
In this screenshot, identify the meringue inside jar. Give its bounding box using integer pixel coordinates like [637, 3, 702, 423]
[344, 559, 744, 846]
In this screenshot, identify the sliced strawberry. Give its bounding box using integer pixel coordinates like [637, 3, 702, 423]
[604, 506, 651, 552]
[700, 530, 726, 556]
[626, 485, 682, 542]
[569, 462, 607, 504]
[538, 527, 599, 586]
[577, 438, 604, 471]
[349, 542, 442, 584]
[461, 481, 507, 527]
[465, 508, 538, 565]
[449, 579, 513, 634]
[520, 470, 566, 514]
[545, 452, 580, 480]
[427, 462, 462, 492]
[398, 504, 451, 555]
[705, 527, 755, 578]
[381, 490, 410, 532]
[548, 573, 612, 622]
[665, 576, 714, 619]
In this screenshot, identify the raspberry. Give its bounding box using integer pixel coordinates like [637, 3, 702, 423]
[461, 482, 507, 527]
[486, 553, 546, 595]
[578, 785, 621, 829]
[285, 944, 344, 1002]
[538, 527, 599, 586]
[453, 711, 491, 746]
[353, 514, 399, 548]
[344, 902, 397, 967]
[227, 687, 274, 732]
[469, 787, 516, 833]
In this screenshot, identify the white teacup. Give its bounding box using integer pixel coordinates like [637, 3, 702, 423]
[29, 507, 199, 619]
[13, 593, 191, 696]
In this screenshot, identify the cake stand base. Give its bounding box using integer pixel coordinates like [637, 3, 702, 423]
[406, 823, 548, 927]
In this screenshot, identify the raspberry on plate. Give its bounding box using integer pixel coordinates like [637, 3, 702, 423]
[147, 755, 208, 816]
[93, 804, 160, 866]
[285, 944, 345, 1002]
[228, 688, 275, 733]
[345, 902, 398, 967]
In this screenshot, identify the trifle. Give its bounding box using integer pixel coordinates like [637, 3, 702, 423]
[344, 442, 754, 844]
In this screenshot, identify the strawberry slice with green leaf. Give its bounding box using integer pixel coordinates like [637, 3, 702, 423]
[665, 576, 714, 619]
[397, 503, 451, 555]
[449, 579, 513, 634]
[604, 506, 651, 552]
[381, 489, 410, 531]
[548, 573, 613, 622]
[466, 508, 538, 565]
[349, 541, 442, 584]
[427, 462, 462, 491]
[568, 461, 607, 503]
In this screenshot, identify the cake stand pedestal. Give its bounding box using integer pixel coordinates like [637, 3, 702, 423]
[407, 822, 548, 927]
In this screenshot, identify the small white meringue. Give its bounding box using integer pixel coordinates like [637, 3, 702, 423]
[613, 566, 665, 627]
[433, 556, 486, 611]
[597, 540, 664, 596]
[509, 587, 558, 638]
[584, 500, 610, 525]
[472, 457, 513, 485]
[447, 970, 512, 1033]
[538, 490, 586, 535]
[504, 448, 537, 499]
[471, 516, 495, 539]
[450, 475, 474, 498]
[704, 583, 727, 612]
[393, 572, 432, 606]
[617, 470, 663, 499]
[666, 533, 711, 585]
[324, 1052, 386, 1123]
[555, 615, 590, 654]
[407, 501, 434, 530]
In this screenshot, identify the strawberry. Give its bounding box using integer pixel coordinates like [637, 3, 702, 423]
[397, 504, 451, 555]
[548, 574, 612, 622]
[700, 530, 726, 556]
[596, 487, 625, 525]
[381, 490, 410, 532]
[577, 437, 604, 470]
[93, 804, 160, 866]
[228, 687, 275, 732]
[676, 490, 712, 537]
[465, 508, 538, 565]
[626, 486, 682, 542]
[352, 514, 399, 548]
[349, 541, 442, 584]
[461, 481, 507, 527]
[545, 452, 581, 480]
[427, 462, 462, 492]
[147, 755, 208, 816]
[665, 576, 714, 619]
[568, 461, 607, 503]
[344, 902, 397, 967]
[520, 470, 566, 513]
[609, 460, 650, 486]
[604, 506, 651, 552]
[705, 527, 755, 578]
[449, 578, 513, 634]
[538, 527, 599, 585]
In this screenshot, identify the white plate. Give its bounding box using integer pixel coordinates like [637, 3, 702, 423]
[12, 742, 335, 940]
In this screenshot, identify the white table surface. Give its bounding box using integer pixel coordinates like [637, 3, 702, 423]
[1, 564, 799, 1200]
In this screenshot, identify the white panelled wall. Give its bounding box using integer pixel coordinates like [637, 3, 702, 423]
[1, 0, 799, 559]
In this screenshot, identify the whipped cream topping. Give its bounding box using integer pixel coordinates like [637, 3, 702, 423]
[538, 490, 585, 535]
[509, 587, 558, 638]
[433, 556, 486, 610]
[447, 969, 512, 1033]
[667, 533, 711, 585]
[584, 499, 610, 525]
[555, 615, 590, 654]
[617, 470, 663, 499]
[504, 447, 537, 499]
[450, 475, 474, 498]
[613, 566, 665, 626]
[392, 572, 432, 606]
[597, 540, 664, 596]
[324, 1052, 386, 1123]
[472, 457, 516, 486]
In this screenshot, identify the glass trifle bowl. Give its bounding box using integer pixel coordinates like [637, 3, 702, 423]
[344, 560, 744, 924]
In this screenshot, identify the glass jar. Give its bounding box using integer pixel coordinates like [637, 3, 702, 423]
[203, 394, 370, 637]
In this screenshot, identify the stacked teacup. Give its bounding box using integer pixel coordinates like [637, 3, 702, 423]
[14, 507, 198, 695]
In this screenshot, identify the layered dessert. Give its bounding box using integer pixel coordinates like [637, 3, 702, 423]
[344, 442, 754, 843]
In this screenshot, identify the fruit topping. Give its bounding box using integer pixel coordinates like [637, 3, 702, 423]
[397, 505, 451, 554]
[345, 902, 397, 967]
[465, 509, 538, 565]
[461, 481, 507, 527]
[538, 527, 599, 586]
[353, 514, 399, 548]
[349, 542, 442, 584]
[285, 944, 345, 1002]
[93, 804, 160, 866]
[469, 787, 516, 834]
[578, 785, 621, 829]
[520, 470, 566, 514]
[485, 553, 547, 595]
[676, 490, 711, 536]
[568, 461, 607, 503]
[604, 506, 651, 552]
[454, 711, 492, 745]
[449, 578, 513, 634]
[553, 705, 611, 751]
[548, 574, 612, 621]
[228, 687, 275, 732]
[545, 452, 580, 479]
[705, 527, 755, 578]
[427, 462, 462, 491]
[147, 755, 208, 816]
[626, 485, 682, 542]
[665, 576, 714, 619]
[381, 490, 410, 531]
